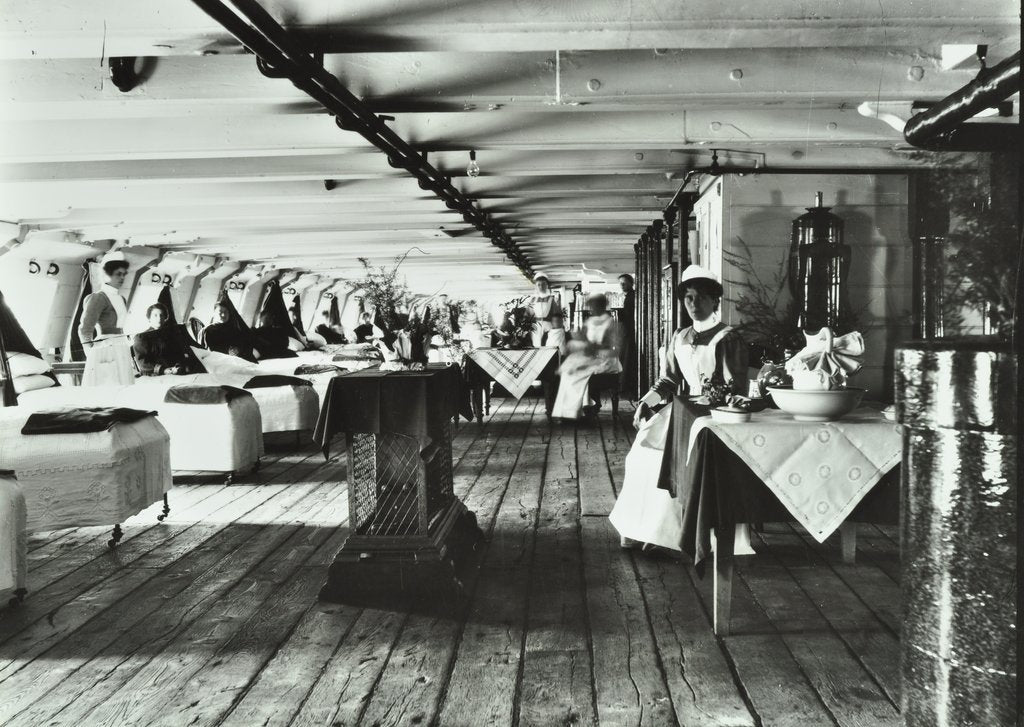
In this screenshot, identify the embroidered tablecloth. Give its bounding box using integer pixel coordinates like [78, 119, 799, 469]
[466, 347, 559, 400]
[687, 407, 901, 542]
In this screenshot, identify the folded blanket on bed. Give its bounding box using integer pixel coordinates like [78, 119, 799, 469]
[164, 384, 252, 405]
[294, 364, 342, 376]
[243, 375, 312, 388]
[332, 351, 382, 362]
[21, 407, 156, 435]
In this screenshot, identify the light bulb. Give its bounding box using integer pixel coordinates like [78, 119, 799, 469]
[466, 150, 480, 178]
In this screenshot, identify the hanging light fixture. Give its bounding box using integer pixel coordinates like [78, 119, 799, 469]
[466, 150, 480, 178]
[709, 149, 722, 175]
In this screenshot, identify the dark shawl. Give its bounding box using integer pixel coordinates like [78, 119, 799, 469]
[203, 292, 257, 362]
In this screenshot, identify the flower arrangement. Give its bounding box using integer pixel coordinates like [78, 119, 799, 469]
[498, 306, 536, 349]
[347, 255, 411, 332]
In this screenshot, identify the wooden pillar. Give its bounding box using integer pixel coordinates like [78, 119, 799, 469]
[663, 208, 678, 337]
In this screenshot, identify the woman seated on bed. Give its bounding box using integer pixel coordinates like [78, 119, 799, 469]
[132, 303, 205, 376]
[202, 301, 257, 362]
[353, 312, 383, 343]
[251, 312, 299, 360]
[314, 310, 348, 344]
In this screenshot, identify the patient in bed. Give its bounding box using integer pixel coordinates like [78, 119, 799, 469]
[252, 312, 299, 360]
[203, 301, 258, 362]
[132, 303, 205, 376]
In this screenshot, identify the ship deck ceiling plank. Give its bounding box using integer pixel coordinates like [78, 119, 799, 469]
[0, 49, 987, 118]
[0, 0, 1016, 57]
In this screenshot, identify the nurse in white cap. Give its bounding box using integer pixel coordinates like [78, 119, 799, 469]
[529, 273, 564, 348]
[609, 264, 750, 553]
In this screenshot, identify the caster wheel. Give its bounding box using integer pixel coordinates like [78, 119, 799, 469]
[107, 539, 117, 549]
[157, 514, 166, 522]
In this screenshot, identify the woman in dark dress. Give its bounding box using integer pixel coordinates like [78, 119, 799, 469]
[609, 265, 749, 552]
[353, 312, 377, 343]
[314, 310, 348, 344]
[133, 304, 204, 376]
[252, 312, 299, 360]
[202, 301, 257, 362]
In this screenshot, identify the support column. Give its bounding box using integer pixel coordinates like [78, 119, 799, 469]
[896, 340, 1017, 726]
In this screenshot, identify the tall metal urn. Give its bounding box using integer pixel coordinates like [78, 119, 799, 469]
[895, 339, 1017, 726]
[790, 191, 852, 332]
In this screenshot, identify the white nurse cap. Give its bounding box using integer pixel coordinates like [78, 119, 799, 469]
[679, 264, 719, 284]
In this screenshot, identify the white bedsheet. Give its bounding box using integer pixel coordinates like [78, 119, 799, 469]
[0, 474, 26, 601]
[156, 373, 319, 434]
[18, 383, 263, 474]
[0, 410, 172, 531]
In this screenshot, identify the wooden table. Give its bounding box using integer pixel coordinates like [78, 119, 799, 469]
[313, 365, 480, 607]
[464, 347, 559, 420]
[677, 407, 901, 635]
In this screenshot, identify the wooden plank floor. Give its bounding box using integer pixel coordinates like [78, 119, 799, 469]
[1, 396, 902, 727]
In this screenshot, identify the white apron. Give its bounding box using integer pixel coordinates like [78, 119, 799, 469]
[551, 315, 622, 419]
[82, 288, 135, 386]
[609, 324, 753, 553]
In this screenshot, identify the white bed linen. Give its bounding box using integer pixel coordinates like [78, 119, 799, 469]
[0, 474, 26, 601]
[155, 373, 319, 434]
[17, 383, 263, 474]
[0, 410, 172, 531]
[196, 348, 338, 414]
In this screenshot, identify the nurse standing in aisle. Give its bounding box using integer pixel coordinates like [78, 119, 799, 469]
[529, 273, 564, 348]
[79, 259, 136, 386]
[609, 265, 748, 552]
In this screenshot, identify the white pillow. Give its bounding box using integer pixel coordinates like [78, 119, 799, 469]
[7, 352, 50, 377]
[287, 337, 305, 352]
[13, 373, 56, 394]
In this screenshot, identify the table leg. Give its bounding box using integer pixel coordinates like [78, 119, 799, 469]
[713, 526, 735, 636]
[470, 386, 484, 422]
[840, 521, 857, 564]
[543, 378, 557, 419]
[484, 384, 491, 414]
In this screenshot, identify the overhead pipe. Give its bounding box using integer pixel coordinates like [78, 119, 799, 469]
[190, 0, 534, 279]
[662, 166, 945, 215]
[903, 50, 1020, 151]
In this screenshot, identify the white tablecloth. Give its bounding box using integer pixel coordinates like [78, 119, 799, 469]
[688, 407, 901, 542]
[468, 347, 558, 400]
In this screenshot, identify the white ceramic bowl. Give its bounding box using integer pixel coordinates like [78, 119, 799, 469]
[767, 387, 866, 422]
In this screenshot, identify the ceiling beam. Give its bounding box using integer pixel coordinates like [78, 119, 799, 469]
[0, 0, 1014, 58]
[0, 49, 988, 119]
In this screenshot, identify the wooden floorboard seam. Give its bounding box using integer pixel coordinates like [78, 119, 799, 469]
[292, 395, 531, 727]
[420, 398, 543, 726]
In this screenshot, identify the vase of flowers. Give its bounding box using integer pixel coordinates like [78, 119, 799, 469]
[499, 306, 536, 350]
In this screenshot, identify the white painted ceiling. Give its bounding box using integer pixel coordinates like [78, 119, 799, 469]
[0, 0, 1018, 298]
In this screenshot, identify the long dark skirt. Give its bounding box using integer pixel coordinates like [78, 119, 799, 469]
[656, 396, 711, 496]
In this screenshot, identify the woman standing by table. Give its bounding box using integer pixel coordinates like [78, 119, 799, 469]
[609, 264, 748, 551]
[529, 273, 564, 348]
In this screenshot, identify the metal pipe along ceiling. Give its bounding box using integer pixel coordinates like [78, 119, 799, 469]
[903, 51, 1021, 151]
[190, 0, 534, 279]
